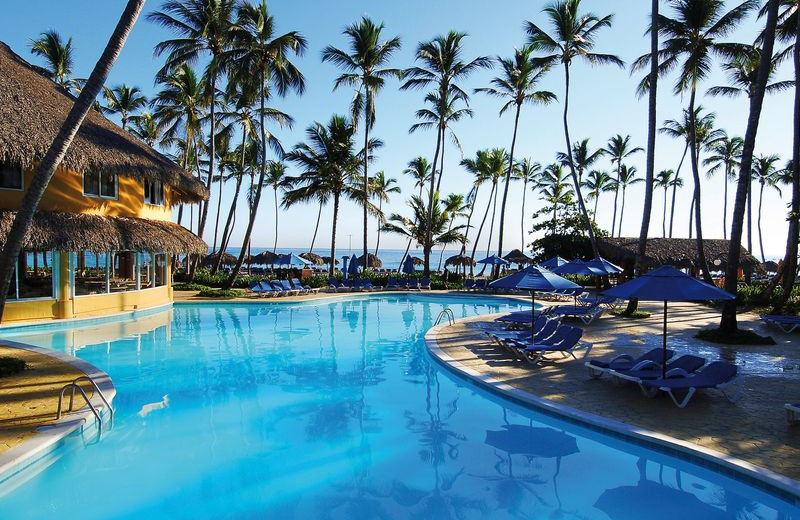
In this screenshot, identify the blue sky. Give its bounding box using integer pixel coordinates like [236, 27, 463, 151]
[2, 1, 794, 259]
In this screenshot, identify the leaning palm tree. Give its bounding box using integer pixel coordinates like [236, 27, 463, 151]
[322, 17, 402, 271]
[0, 0, 146, 320]
[526, 0, 623, 258]
[402, 31, 491, 273]
[752, 154, 785, 262]
[476, 45, 556, 258]
[602, 135, 643, 237]
[641, 0, 757, 283]
[614, 165, 644, 237]
[536, 162, 574, 235]
[703, 134, 744, 239]
[398, 157, 432, 268]
[149, 0, 235, 243]
[263, 160, 292, 253]
[103, 84, 147, 129]
[128, 112, 162, 147]
[654, 169, 682, 237]
[515, 158, 542, 250]
[370, 171, 401, 256]
[463, 149, 506, 273]
[581, 169, 614, 225]
[284, 115, 380, 276]
[437, 193, 469, 271]
[458, 153, 492, 272]
[220, 0, 306, 287]
[29, 30, 75, 90]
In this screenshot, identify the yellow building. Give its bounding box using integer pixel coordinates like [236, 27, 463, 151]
[0, 42, 207, 324]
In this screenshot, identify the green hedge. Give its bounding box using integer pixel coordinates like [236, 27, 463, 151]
[0, 356, 26, 377]
[197, 288, 245, 299]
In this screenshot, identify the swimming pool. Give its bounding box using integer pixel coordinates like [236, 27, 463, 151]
[0, 294, 796, 519]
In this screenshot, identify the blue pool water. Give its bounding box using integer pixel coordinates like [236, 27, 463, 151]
[0, 294, 796, 519]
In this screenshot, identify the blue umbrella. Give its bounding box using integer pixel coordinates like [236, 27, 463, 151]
[586, 256, 623, 275]
[477, 254, 510, 265]
[490, 265, 581, 345]
[276, 253, 311, 266]
[551, 259, 606, 276]
[539, 256, 569, 269]
[603, 265, 734, 377]
[402, 255, 416, 274]
[348, 254, 360, 275]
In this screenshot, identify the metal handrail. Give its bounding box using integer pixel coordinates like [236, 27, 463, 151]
[70, 376, 114, 423]
[56, 383, 102, 428]
[434, 308, 455, 326]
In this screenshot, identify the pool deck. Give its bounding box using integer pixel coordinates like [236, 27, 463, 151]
[426, 300, 800, 484]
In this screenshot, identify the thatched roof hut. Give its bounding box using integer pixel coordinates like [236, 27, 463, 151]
[503, 249, 533, 265]
[596, 237, 762, 273]
[0, 209, 207, 254]
[445, 254, 475, 267]
[0, 42, 207, 203]
[322, 256, 340, 265]
[251, 250, 280, 265]
[202, 251, 237, 266]
[300, 252, 324, 265]
[408, 256, 424, 265]
[357, 253, 382, 268]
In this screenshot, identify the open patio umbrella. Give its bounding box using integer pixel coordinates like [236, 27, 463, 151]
[503, 249, 533, 266]
[401, 255, 416, 274]
[489, 265, 581, 345]
[299, 252, 324, 265]
[539, 256, 569, 269]
[348, 253, 360, 275]
[603, 265, 734, 378]
[251, 250, 280, 265]
[276, 253, 311, 266]
[586, 256, 623, 275]
[551, 259, 606, 276]
[477, 254, 510, 266]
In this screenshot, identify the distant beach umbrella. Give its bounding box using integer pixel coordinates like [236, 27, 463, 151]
[251, 250, 280, 265]
[276, 253, 311, 266]
[300, 252, 324, 265]
[402, 255, 416, 274]
[503, 249, 533, 266]
[477, 254, 510, 266]
[348, 254, 360, 275]
[202, 251, 237, 267]
[321, 256, 340, 266]
[586, 256, 623, 275]
[357, 253, 382, 268]
[409, 256, 424, 265]
[551, 259, 606, 276]
[539, 256, 569, 269]
[445, 254, 475, 267]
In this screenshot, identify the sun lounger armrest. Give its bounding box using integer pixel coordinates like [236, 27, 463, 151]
[610, 354, 635, 364]
[665, 368, 690, 378]
[631, 359, 659, 371]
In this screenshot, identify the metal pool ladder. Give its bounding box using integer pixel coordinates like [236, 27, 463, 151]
[56, 376, 114, 433]
[434, 308, 455, 326]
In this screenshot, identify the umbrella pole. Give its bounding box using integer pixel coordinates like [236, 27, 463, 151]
[531, 291, 536, 346]
[663, 300, 668, 379]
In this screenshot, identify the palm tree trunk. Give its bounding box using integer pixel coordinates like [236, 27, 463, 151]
[198, 71, 217, 240]
[521, 179, 529, 251]
[214, 130, 248, 274]
[747, 175, 753, 252]
[480, 185, 499, 277]
[611, 161, 621, 237]
[669, 143, 688, 238]
[619, 186, 627, 237]
[498, 104, 521, 260]
[721, 0, 779, 332]
[758, 181, 766, 263]
[593, 193, 599, 224]
[362, 94, 371, 272]
[688, 193, 695, 239]
[273, 187, 279, 253]
[436, 126, 445, 193]
[424, 124, 443, 275]
[329, 192, 340, 276]
[663, 186, 668, 238]
[212, 163, 224, 253]
[687, 87, 713, 284]
[469, 182, 496, 276]
[176, 129, 190, 228]
[0, 0, 145, 320]
[562, 63, 600, 258]
[374, 199, 382, 257]
[309, 201, 323, 253]
[437, 219, 453, 272]
[723, 166, 729, 240]
[461, 185, 479, 255]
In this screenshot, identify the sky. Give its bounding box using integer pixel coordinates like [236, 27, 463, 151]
[1, 1, 795, 260]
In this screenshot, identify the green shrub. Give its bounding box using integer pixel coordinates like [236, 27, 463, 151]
[173, 282, 211, 291]
[610, 309, 651, 319]
[0, 356, 26, 377]
[197, 288, 245, 299]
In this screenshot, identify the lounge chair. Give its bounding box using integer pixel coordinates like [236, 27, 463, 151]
[408, 278, 421, 290]
[361, 278, 379, 291]
[387, 277, 399, 289]
[464, 279, 476, 291]
[278, 280, 300, 295]
[291, 278, 317, 294]
[507, 326, 591, 365]
[585, 348, 676, 379]
[610, 354, 706, 389]
[761, 314, 800, 333]
[328, 277, 345, 292]
[249, 281, 270, 298]
[474, 279, 488, 292]
[269, 280, 289, 296]
[578, 294, 621, 310]
[488, 319, 561, 352]
[551, 303, 605, 325]
[786, 403, 800, 425]
[419, 277, 431, 290]
[640, 361, 743, 408]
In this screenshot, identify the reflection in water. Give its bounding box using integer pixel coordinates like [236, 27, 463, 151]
[0, 296, 796, 520]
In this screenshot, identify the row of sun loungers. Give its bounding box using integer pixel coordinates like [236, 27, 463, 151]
[328, 277, 381, 292]
[386, 277, 431, 290]
[486, 315, 593, 366]
[761, 314, 800, 333]
[585, 348, 743, 408]
[249, 279, 318, 297]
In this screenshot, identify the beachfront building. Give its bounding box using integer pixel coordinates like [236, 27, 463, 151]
[0, 42, 207, 323]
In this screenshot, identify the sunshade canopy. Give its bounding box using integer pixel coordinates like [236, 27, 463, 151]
[477, 254, 510, 265]
[552, 259, 606, 276]
[489, 265, 581, 293]
[539, 256, 569, 268]
[586, 256, 623, 274]
[603, 265, 734, 302]
[276, 253, 311, 266]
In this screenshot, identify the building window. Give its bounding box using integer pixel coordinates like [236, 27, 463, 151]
[83, 171, 117, 199]
[144, 179, 164, 206]
[0, 164, 23, 190]
[7, 251, 55, 300]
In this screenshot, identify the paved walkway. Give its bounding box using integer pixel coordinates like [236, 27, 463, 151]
[429, 301, 800, 480]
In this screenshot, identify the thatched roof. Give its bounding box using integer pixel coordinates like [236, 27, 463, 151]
[251, 250, 280, 265]
[300, 252, 324, 265]
[445, 254, 475, 267]
[357, 253, 382, 268]
[0, 209, 206, 254]
[202, 251, 236, 266]
[0, 42, 207, 203]
[408, 256, 424, 266]
[597, 237, 762, 272]
[503, 249, 533, 265]
[321, 256, 340, 265]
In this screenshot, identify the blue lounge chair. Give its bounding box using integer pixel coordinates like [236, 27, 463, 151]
[291, 278, 316, 294]
[278, 279, 300, 295]
[785, 403, 800, 425]
[398, 278, 409, 289]
[507, 326, 591, 365]
[328, 277, 345, 291]
[551, 303, 605, 324]
[464, 279, 476, 291]
[640, 361, 743, 408]
[419, 277, 431, 290]
[269, 280, 289, 296]
[488, 318, 561, 353]
[249, 281, 269, 297]
[761, 314, 800, 333]
[387, 277, 399, 289]
[610, 354, 706, 386]
[578, 294, 621, 310]
[585, 348, 676, 379]
[474, 279, 488, 292]
[408, 278, 421, 290]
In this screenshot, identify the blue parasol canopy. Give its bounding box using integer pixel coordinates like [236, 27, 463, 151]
[539, 256, 569, 268]
[586, 256, 623, 275]
[348, 254, 360, 275]
[276, 253, 311, 266]
[552, 259, 606, 276]
[485, 425, 579, 458]
[401, 255, 416, 274]
[477, 254, 510, 266]
[490, 265, 581, 293]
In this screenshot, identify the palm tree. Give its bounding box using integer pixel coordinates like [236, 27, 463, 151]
[707, 43, 794, 99]
[526, 0, 623, 258]
[128, 112, 162, 146]
[29, 30, 75, 90]
[476, 45, 556, 258]
[458, 154, 491, 271]
[614, 165, 644, 237]
[103, 84, 147, 129]
[602, 135, 643, 237]
[537, 162, 574, 234]
[398, 157, 432, 268]
[284, 115, 379, 276]
[752, 154, 785, 262]
[462, 149, 505, 273]
[515, 158, 542, 250]
[557, 138, 605, 182]
[259, 160, 290, 253]
[0, 0, 146, 320]
[149, 0, 235, 244]
[436, 193, 468, 271]
[370, 171, 401, 256]
[582, 169, 614, 224]
[220, 0, 306, 287]
[402, 31, 491, 274]
[322, 17, 401, 272]
[649, 0, 757, 284]
[654, 169, 682, 237]
[703, 135, 744, 239]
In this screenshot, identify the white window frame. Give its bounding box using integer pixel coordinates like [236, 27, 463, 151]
[83, 171, 118, 200]
[0, 163, 24, 191]
[6, 251, 57, 301]
[143, 179, 165, 206]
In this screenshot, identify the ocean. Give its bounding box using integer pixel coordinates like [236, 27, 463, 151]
[228, 246, 470, 270]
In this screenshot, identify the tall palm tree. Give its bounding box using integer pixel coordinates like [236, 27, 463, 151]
[650, 0, 757, 284]
[322, 17, 402, 271]
[370, 171, 401, 256]
[149, 0, 235, 244]
[128, 112, 162, 146]
[0, 0, 146, 320]
[29, 30, 75, 90]
[260, 160, 291, 253]
[284, 115, 380, 276]
[458, 154, 491, 270]
[654, 169, 682, 237]
[515, 158, 542, 251]
[602, 135, 643, 237]
[220, 0, 306, 287]
[537, 162, 574, 234]
[103, 84, 147, 129]
[526, 0, 623, 258]
[462, 149, 504, 273]
[703, 134, 744, 239]
[398, 157, 432, 268]
[582, 169, 614, 224]
[437, 193, 468, 271]
[476, 45, 556, 258]
[557, 138, 605, 182]
[401, 31, 491, 274]
[752, 154, 785, 262]
[614, 165, 644, 237]
[707, 43, 794, 99]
